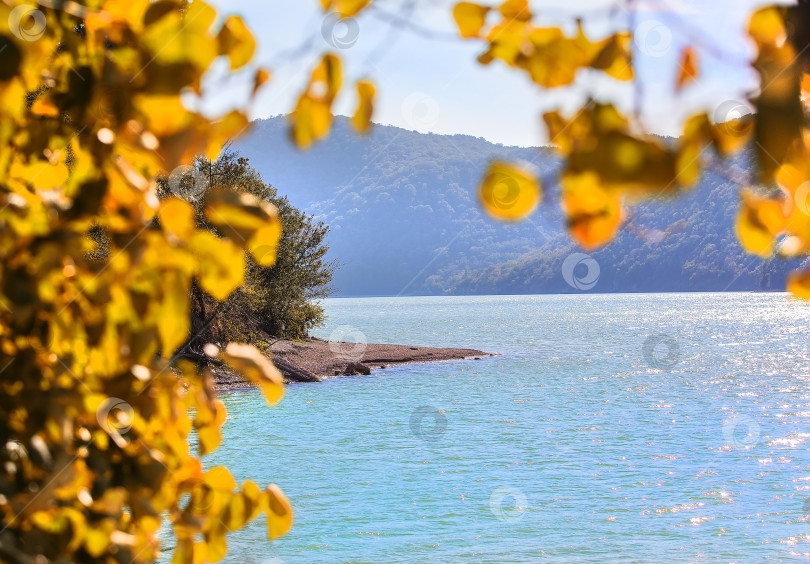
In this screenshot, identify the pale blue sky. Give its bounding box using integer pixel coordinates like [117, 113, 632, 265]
[202, 0, 788, 147]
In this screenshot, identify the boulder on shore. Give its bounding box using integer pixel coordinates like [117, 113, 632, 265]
[344, 362, 372, 376]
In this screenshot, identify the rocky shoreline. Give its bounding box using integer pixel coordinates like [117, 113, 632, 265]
[212, 337, 492, 390]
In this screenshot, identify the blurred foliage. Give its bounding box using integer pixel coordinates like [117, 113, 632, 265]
[451, 1, 810, 297]
[438, 154, 806, 295]
[298, 0, 810, 299]
[0, 1, 292, 562]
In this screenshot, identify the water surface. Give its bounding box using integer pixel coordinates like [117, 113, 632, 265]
[202, 293, 810, 562]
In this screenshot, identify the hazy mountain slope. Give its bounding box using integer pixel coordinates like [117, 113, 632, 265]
[235, 117, 800, 296]
[236, 116, 560, 296]
[432, 168, 802, 294]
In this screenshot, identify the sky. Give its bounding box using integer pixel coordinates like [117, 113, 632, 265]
[201, 0, 789, 147]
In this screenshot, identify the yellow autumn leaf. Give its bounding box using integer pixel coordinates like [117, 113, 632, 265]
[712, 116, 754, 155]
[321, 0, 371, 17]
[204, 466, 238, 492]
[240, 480, 264, 522]
[289, 96, 330, 150]
[787, 269, 810, 299]
[157, 270, 191, 356]
[10, 159, 70, 191]
[206, 196, 266, 234]
[84, 527, 111, 557]
[217, 15, 256, 71]
[562, 171, 624, 249]
[479, 161, 541, 221]
[677, 113, 712, 186]
[264, 484, 293, 540]
[748, 6, 803, 183]
[160, 198, 195, 241]
[61, 508, 88, 553]
[190, 231, 246, 301]
[197, 397, 227, 455]
[190, 541, 206, 564]
[141, 0, 218, 71]
[197, 423, 222, 456]
[453, 2, 490, 39]
[543, 110, 585, 155]
[526, 28, 581, 87]
[290, 54, 343, 149]
[133, 95, 193, 137]
[219, 343, 284, 406]
[735, 191, 787, 257]
[205, 521, 229, 563]
[0, 78, 27, 121]
[31, 510, 66, 533]
[253, 68, 271, 96]
[311, 54, 342, 101]
[248, 222, 283, 267]
[676, 47, 699, 90]
[223, 492, 249, 532]
[205, 189, 281, 261]
[173, 539, 194, 564]
[499, 0, 531, 20]
[350, 80, 376, 134]
[591, 33, 634, 82]
[213, 398, 227, 426]
[748, 6, 788, 47]
[30, 97, 60, 118]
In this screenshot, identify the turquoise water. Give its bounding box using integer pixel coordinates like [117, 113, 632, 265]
[203, 293, 810, 562]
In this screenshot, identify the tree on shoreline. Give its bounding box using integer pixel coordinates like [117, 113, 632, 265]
[164, 151, 336, 351]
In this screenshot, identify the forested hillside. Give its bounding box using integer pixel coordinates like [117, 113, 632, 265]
[236, 117, 803, 296]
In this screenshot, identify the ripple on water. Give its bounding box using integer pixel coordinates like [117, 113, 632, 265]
[167, 293, 810, 563]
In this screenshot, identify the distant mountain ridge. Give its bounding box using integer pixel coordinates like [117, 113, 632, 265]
[235, 116, 803, 297]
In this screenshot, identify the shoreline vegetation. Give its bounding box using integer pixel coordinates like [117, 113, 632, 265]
[212, 337, 492, 390]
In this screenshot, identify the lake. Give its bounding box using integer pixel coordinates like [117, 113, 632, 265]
[194, 293, 810, 562]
